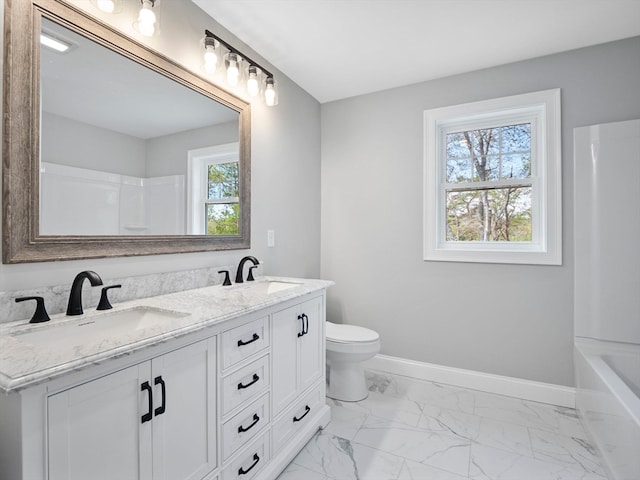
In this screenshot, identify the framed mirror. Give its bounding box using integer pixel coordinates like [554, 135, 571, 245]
[3, 0, 251, 263]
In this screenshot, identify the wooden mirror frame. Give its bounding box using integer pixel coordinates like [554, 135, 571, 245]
[2, 0, 251, 263]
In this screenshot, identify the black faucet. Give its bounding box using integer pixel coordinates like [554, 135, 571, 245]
[235, 256, 259, 284]
[66, 270, 103, 316]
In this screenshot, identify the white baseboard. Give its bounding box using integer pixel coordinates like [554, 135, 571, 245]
[363, 354, 575, 408]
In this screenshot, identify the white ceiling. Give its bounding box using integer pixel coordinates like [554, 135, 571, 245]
[193, 0, 640, 103]
[41, 18, 238, 139]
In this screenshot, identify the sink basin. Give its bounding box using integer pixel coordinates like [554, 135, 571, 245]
[235, 281, 301, 295]
[263, 281, 301, 294]
[13, 306, 189, 349]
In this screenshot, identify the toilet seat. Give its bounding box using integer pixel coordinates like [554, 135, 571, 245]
[326, 321, 379, 343]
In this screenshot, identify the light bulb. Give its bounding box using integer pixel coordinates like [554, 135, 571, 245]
[203, 38, 217, 74]
[138, 0, 156, 37]
[226, 54, 239, 86]
[138, 21, 155, 37]
[97, 0, 115, 13]
[204, 50, 217, 74]
[247, 66, 259, 97]
[265, 78, 276, 106]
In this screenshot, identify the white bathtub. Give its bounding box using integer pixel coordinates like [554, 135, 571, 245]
[575, 338, 640, 480]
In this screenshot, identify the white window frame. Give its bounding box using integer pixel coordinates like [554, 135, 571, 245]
[423, 89, 562, 265]
[187, 143, 239, 235]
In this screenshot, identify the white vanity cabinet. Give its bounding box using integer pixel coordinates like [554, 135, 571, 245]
[271, 296, 324, 415]
[219, 293, 327, 480]
[0, 280, 332, 480]
[269, 295, 326, 463]
[47, 337, 217, 480]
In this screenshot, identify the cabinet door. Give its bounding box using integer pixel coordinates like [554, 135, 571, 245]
[48, 363, 153, 480]
[152, 338, 217, 480]
[298, 296, 323, 393]
[271, 304, 300, 415]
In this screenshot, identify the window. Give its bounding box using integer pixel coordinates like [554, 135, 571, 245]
[187, 143, 240, 235]
[424, 89, 561, 265]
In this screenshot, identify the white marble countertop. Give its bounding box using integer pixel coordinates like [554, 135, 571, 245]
[0, 276, 333, 393]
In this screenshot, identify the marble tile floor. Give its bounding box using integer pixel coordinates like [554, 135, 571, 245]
[277, 370, 607, 480]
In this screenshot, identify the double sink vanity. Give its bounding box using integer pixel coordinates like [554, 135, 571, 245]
[0, 275, 333, 480]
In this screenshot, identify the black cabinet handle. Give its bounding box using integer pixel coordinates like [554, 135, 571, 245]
[237, 373, 259, 390]
[298, 313, 309, 337]
[154, 376, 166, 416]
[238, 453, 260, 475]
[141, 381, 153, 423]
[237, 413, 260, 433]
[293, 405, 311, 423]
[237, 333, 260, 347]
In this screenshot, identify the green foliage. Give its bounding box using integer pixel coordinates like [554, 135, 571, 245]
[206, 161, 239, 235]
[446, 188, 532, 241]
[208, 162, 239, 199]
[207, 204, 239, 235]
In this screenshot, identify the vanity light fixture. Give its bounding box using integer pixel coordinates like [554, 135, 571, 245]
[203, 29, 278, 106]
[135, 0, 157, 37]
[40, 32, 71, 53]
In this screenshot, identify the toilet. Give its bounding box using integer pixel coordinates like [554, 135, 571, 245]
[325, 321, 380, 402]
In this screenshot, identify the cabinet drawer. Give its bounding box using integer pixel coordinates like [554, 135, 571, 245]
[272, 383, 324, 453]
[222, 317, 269, 370]
[222, 393, 270, 461]
[222, 431, 270, 480]
[222, 355, 270, 416]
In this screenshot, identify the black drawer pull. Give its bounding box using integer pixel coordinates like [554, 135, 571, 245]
[154, 376, 166, 416]
[141, 381, 153, 423]
[238, 413, 260, 433]
[238, 453, 260, 475]
[237, 333, 260, 347]
[297, 314, 305, 337]
[237, 373, 260, 390]
[293, 405, 311, 423]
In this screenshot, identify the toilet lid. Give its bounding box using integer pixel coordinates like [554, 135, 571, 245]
[326, 322, 379, 343]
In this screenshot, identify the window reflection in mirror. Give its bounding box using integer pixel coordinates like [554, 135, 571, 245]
[186, 143, 240, 235]
[39, 18, 241, 236]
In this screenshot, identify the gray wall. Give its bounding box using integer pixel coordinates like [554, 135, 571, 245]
[42, 112, 146, 177]
[146, 121, 239, 177]
[0, 0, 321, 293]
[42, 111, 238, 179]
[321, 36, 640, 387]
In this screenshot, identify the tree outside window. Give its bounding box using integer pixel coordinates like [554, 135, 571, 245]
[445, 124, 532, 242]
[424, 89, 562, 265]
